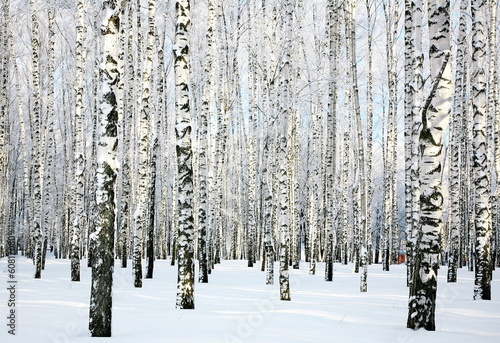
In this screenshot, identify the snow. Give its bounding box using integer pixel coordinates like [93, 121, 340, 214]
[1, 257, 499, 343]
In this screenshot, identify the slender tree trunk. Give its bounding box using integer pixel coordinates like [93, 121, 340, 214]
[30, 0, 43, 279]
[42, 7, 56, 271]
[72, 0, 86, 281]
[404, 0, 414, 286]
[144, 0, 157, 280]
[89, 0, 120, 336]
[174, 0, 195, 310]
[448, 0, 467, 283]
[365, 0, 374, 265]
[325, 0, 338, 281]
[278, 0, 292, 301]
[471, 0, 492, 301]
[120, 2, 134, 269]
[247, 0, 257, 268]
[407, 0, 452, 330]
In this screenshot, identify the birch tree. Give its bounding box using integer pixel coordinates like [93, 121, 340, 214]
[42, 6, 56, 271]
[71, 0, 86, 281]
[120, 1, 134, 269]
[447, 0, 467, 283]
[174, 0, 195, 310]
[144, 0, 157, 280]
[325, 0, 339, 281]
[491, 0, 500, 271]
[198, 0, 216, 283]
[404, 0, 414, 285]
[278, 0, 292, 301]
[471, 0, 492, 300]
[30, 0, 43, 279]
[89, 0, 120, 336]
[407, 0, 452, 330]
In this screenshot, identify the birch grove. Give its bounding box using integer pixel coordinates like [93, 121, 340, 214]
[1, 0, 499, 335]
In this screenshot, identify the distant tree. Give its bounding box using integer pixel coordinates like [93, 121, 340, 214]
[408, 0, 452, 330]
[30, 0, 43, 279]
[471, 0, 492, 301]
[448, 0, 468, 283]
[144, 0, 157, 280]
[278, 0, 292, 301]
[71, 0, 86, 282]
[198, 0, 216, 283]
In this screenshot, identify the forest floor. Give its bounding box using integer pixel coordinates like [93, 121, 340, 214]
[0, 255, 499, 343]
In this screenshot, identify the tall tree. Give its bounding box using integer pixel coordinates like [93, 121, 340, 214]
[42, 6, 56, 271]
[174, 0, 195, 310]
[491, 0, 500, 270]
[407, 0, 452, 330]
[404, 0, 414, 286]
[247, 0, 257, 269]
[471, 0, 492, 300]
[408, 0, 424, 287]
[278, 0, 292, 301]
[448, 0, 467, 283]
[144, 0, 157, 280]
[89, 0, 120, 336]
[120, 0, 134, 269]
[198, 0, 216, 283]
[347, 0, 368, 292]
[325, 0, 339, 282]
[30, 0, 43, 279]
[72, 0, 86, 281]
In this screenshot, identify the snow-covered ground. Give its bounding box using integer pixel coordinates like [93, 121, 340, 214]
[1, 256, 499, 343]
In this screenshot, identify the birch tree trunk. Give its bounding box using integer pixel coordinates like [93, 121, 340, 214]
[365, 0, 375, 265]
[471, 0, 492, 300]
[325, 0, 338, 281]
[120, 1, 134, 269]
[30, 0, 43, 279]
[42, 7, 56, 271]
[198, 0, 215, 282]
[491, 0, 500, 270]
[174, 0, 195, 310]
[347, 0, 368, 292]
[447, 0, 467, 283]
[89, 0, 120, 336]
[144, 0, 156, 280]
[404, 0, 414, 286]
[87, 10, 100, 268]
[247, 0, 257, 268]
[71, 0, 86, 281]
[278, 0, 292, 301]
[407, 0, 452, 330]
[408, 0, 424, 287]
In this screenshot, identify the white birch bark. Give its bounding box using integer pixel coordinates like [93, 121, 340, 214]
[471, 0, 492, 300]
[409, 0, 424, 287]
[247, 0, 257, 268]
[30, 0, 43, 279]
[346, 0, 368, 292]
[491, 0, 500, 269]
[447, 0, 467, 283]
[174, 0, 195, 309]
[144, 0, 156, 280]
[407, 0, 452, 330]
[278, 0, 292, 301]
[365, 0, 375, 266]
[89, 0, 120, 335]
[404, 0, 414, 286]
[42, 7, 56, 271]
[120, 1, 134, 269]
[71, 0, 86, 281]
